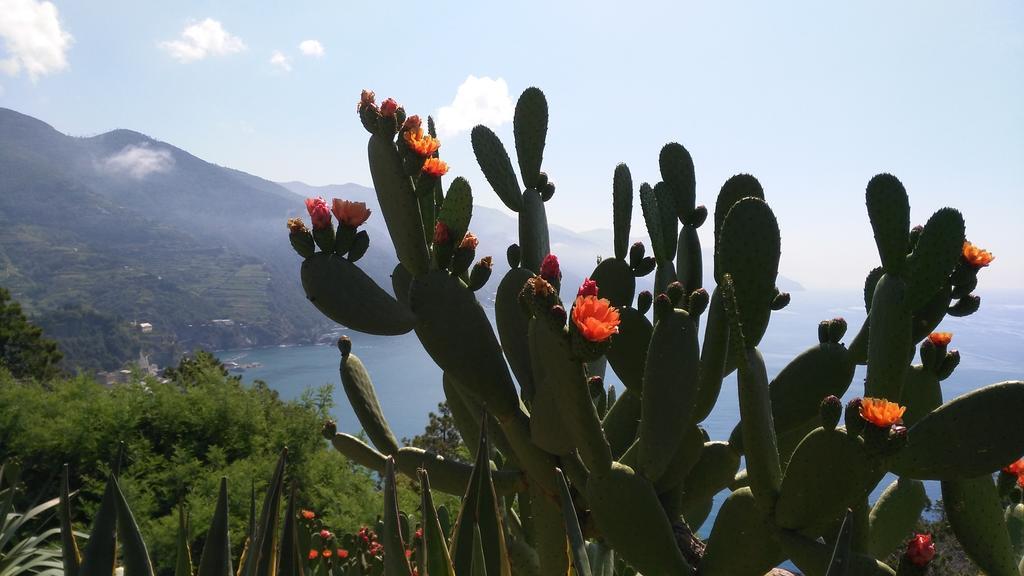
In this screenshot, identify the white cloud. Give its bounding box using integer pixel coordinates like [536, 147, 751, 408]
[269, 50, 291, 72]
[100, 144, 175, 179]
[298, 39, 324, 58]
[436, 76, 514, 137]
[160, 18, 245, 63]
[0, 0, 72, 81]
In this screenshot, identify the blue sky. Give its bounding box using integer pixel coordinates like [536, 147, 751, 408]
[1, 1, 1021, 290]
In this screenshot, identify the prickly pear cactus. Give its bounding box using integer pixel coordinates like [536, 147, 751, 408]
[284, 87, 1024, 576]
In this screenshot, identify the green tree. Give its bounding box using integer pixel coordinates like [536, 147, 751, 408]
[0, 286, 62, 380]
[405, 401, 469, 462]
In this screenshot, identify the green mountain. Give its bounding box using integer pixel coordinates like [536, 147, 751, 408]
[0, 107, 337, 367]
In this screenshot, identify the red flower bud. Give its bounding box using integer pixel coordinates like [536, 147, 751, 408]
[305, 197, 332, 230]
[577, 278, 599, 298]
[380, 98, 399, 118]
[540, 254, 561, 284]
[906, 533, 935, 567]
[433, 221, 450, 245]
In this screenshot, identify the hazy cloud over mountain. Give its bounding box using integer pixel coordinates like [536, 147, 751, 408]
[99, 144, 175, 179]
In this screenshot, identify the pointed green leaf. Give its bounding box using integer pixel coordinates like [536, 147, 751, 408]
[246, 449, 288, 576]
[277, 485, 305, 576]
[79, 475, 118, 576]
[197, 478, 233, 576]
[418, 470, 456, 576]
[60, 465, 81, 576]
[555, 469, 591, 576]
[113, 476, 156, 576]
[175, 505, 193, 576]
[382, 457, 413, 576]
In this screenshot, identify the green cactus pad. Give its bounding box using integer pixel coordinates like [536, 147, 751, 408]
[700, 487, 783, 576]
[653, 182, 680, 256]
[765, 342, 856, 436]
[864, 273, 912, 400]
[638, 308, 700, 482]
[868, 478, 930, 559]
[339, 350, 400, 455]
[713, 174, 765, 278]
[694, 287, 729, 422]
[471, 125, 523, 212]
[605, 306, 652, 391]
[676, 225, 703, 294]
[718, 198, 781, 347]
[659, 142, 696, 215]
[513, 87, 548, 189]
[585, 462, 693, 575]
[613, 163, 633, 260]
[327, 431, 386, 472]
[640, 183, 669, 263]
[898, 365, 943, 428]
[679, 442, 741, 513]
[865, 173, 910, 275]
[942, 476, 1020, 576]
[904, 207, 965, 311]
[301, 253, 416, 335]
[653, 425, 704, 495]
[367, 134, 429, 275]
[776, 428, 882, 531]
[889, 381, 1024, 480]
[589, 257, 635, 309]
[778, 529, 896, 576]
[519, 188, 550, 273]
[527, 319, 576, 456]
[600, 387, 642, 459]
[437, 177, 474, 251]
[409, 270, 520, 419]
[495, 268, 537, 400]
[531, 318, 613, 473]
[443, 374, 482, 456]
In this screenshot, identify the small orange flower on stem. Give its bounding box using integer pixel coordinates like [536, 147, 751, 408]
[404, 128, 441, 157]
[331, 199, 371, 227]
[927, 332, 952, 346]
[859, 397, 906, 428]
[963, 241, 994, 268]
[308, 550, 319, 560]
[322, 549, 333, 558]
[337, 549, 349, 559]
[421, 157, 449, 178]
[300, 509, 315, 520]
[571, 295, 621, 343]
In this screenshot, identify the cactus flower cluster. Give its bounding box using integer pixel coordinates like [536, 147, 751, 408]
[273, 86, 1024, 576]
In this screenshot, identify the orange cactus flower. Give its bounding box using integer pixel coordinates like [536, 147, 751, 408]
[571, 295, 621, 343]
[1003, 458, 1024, 475]
[337, 549, 349, 559]
[927, 332, 953, 346]
[962, 241, 994, 268]
[322, 549, 333, 558]
[459, 232, 478, 250]
[331, 199, 372, 227]
[859, 397, 906, 428]
[305, 197, 332, 230]
[421, 157, 449, 178]
[404, 128, 441, 157]
[308, 549, 319, 560]
[1018, 474, 1024, 489]
[300, 509, 316, 520]
[287, 218, 308, 234]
